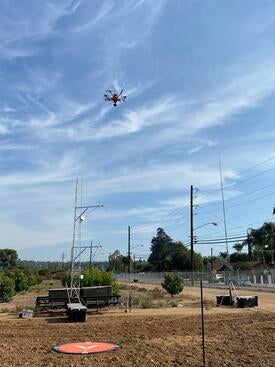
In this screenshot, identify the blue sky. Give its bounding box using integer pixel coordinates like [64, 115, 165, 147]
[0, 0, 275, 261]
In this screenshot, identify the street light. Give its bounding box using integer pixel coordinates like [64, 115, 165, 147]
[131, 244, 144, 251]
[194, 222, 218, 231]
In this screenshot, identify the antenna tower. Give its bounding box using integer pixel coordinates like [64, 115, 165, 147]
[69, 179, 103, 301]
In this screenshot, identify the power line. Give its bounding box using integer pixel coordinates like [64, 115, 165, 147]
[198, 181, 275, 210]
[197, 217, 275, 238]
[226, 190, 275, 210]
[197, 189, 275, 216]
[198, 235, 247, 242]
[202, 156, 275, 196]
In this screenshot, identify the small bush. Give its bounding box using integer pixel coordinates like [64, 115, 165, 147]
[52, 271, 67, 280]
[151, 287, 165, 300]
[153, 300, 167, 308]
[131, 294, 154, 308]
[0, 275, 15, 302]
[161, 273, 183, 298]
[168, 299, 179, 307]
[0, 307, 11, 313]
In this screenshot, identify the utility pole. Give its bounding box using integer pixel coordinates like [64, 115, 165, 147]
[61, 252, 65, 271]
[190, 185, 194, 285]
[210, 248, 213, 272]
[128, 225, 131, 274]
[247, 231, 252, 261]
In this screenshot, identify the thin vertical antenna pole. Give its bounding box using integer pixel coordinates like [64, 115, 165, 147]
[79, 179, 83, 269]
[90, 240, 93, 268]
[128, 225, 132, 311]
[190, 185, 194, 285]
[219, 153, 230, 263]
[200, 278, 206, 367]
[70, 178, 78, 291]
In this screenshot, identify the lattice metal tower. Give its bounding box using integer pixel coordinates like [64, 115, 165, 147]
[69, 179, 103, 301]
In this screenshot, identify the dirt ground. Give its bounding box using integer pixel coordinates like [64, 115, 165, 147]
[0, 283, 275, 366]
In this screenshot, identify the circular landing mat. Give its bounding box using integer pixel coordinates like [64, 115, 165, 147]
[53, 341, 120, 354]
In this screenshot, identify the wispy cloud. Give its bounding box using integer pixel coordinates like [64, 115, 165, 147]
[0, 0, 82, 59]
[0, 150, 82, 187]
[84, 161, 238, 197]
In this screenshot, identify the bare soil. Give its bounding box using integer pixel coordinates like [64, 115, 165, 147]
[0, 309, 274, 366]
[0, 282, 275, 366]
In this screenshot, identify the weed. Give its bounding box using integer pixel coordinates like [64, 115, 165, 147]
[153, 300, 167, 308]
[131, 294, 154, 308]
[151, 287, 166, 300]
[0, 307, 10, 313]
[168, 299, 179, 307]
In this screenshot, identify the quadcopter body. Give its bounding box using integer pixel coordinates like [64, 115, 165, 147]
[104, 89, 127, 107]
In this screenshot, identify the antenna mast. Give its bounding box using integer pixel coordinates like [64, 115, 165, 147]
[219, 153, 230, 264]
[69, 179, 103, 300]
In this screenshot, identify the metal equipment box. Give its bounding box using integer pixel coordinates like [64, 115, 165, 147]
[236, 296, 258, 308]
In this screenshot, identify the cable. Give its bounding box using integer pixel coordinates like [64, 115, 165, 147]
[198, 181, 275, 210]
[194, 217, 275, 238]
[196, 190, 247, 226]
[201, 155, 275, 195]
[197, 235, 247, 242]
[197, 189, 275, 215]
[226, 190, 275, 210]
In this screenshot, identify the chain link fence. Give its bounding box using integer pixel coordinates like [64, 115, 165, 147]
[115, 270, 275, 289]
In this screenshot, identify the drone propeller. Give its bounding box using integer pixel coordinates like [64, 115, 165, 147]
[119, 89, 123, 96]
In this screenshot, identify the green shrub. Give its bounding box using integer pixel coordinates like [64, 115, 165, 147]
[81, 268, 119, 295]
[161, 273, 183, 298]
[61, 273, 70, 287]
[52, 271, 67, 280]
[0, 274, 15, 302]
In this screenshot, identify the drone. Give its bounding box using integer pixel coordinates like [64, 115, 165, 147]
[104, 89, 127, 107]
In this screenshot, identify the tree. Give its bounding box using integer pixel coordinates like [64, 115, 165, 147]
[233, 243, 243, 252]
[161, 273, 183, 298]
[0, 249, 18, 268]
[241, 223, 275, 264]
[10, 269, 29, 292]
[108, 250, 130, 273]
[148, 228, 173, 271]
[148, 229, 203, 271]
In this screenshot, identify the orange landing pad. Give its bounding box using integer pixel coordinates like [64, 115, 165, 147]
[53, 341, 119, 354]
